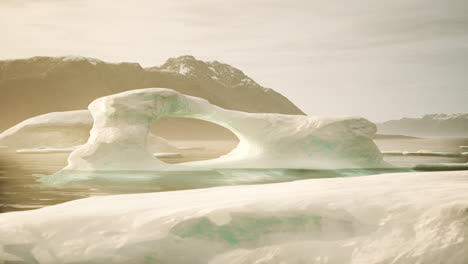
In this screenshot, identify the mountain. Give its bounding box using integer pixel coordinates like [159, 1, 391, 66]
[0, 55, 304, 132]
[377, 113, 468, 137]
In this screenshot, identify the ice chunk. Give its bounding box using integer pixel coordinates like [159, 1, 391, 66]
[1, 170, 467, 263]
[382, 150, 463, 157]
[460, 146, 468, 149]
[64, 88, 385, 171]
[178, 146, 206, 150]
[153, 152, 183, 158]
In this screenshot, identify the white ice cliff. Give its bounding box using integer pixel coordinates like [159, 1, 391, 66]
[0, 170, 466, 264]
[64, 88, 384, 171]
[0, 110, 179, 153]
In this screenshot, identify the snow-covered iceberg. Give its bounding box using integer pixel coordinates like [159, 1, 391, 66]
[1, 170, 466, 263]
[0, 110, 179, 153]
[64, 88, 384, 171]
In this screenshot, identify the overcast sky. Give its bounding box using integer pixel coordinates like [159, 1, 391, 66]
[1, 0, 467, 121]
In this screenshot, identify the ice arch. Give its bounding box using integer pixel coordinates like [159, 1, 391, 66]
[65, 88, 385, 171]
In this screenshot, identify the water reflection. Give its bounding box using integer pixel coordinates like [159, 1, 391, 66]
[2, 135, 467, 214]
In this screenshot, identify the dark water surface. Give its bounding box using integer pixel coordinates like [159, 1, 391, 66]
[1, 137, 467, 213]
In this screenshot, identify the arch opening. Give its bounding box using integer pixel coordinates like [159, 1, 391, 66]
[149, 117, 239, 164]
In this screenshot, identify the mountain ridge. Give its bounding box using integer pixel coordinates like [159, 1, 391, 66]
[0, 55, 304, 132]
[377, 113, 468, 137]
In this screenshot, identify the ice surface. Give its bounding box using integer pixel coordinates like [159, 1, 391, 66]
[1, 171, 467, 263]
[64, 88, 385, 171]
[0, 110, 179, 153]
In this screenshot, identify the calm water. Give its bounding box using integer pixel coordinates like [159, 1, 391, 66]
[1, 137, 467, 213]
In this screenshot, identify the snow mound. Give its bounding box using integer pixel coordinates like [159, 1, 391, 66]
[0, 110, 179, 153]
[1, 171, 467, 263]
[64, 88, 384, 171]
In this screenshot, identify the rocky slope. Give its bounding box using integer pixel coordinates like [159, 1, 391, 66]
[0, 55, 304, 132]
[377, 113, 468, 137]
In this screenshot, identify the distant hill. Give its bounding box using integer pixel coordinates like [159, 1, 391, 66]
[0, 55, 304, 132]
[377, 113, 468, 137]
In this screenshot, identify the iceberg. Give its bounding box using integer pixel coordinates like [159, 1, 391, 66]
[0, 110, 179, 153]
[0, 110, 92, 149]
[64, 88, 384, 171]
[0, 170, 466, 263]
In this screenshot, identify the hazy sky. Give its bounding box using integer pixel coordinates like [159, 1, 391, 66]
[1, 0, 467, 121]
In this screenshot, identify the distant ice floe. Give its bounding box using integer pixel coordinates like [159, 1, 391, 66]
[460, 146, 468, 149]
[1, 170, 467, 263]
[413, 163, 468, 171]
[382, 150, 464, 157]
[178, 146, 206, 150]
[16, 147, 79, 153]
[63, 88, 385, 172]
[153, 152, 183, 158]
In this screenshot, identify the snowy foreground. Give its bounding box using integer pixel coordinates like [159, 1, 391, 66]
[1, 170, 467, 264]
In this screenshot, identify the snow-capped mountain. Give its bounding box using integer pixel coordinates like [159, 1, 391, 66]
[377, 113, 468, 137]
[151, 55, 262, 90]
[0, 55, 304, 132]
